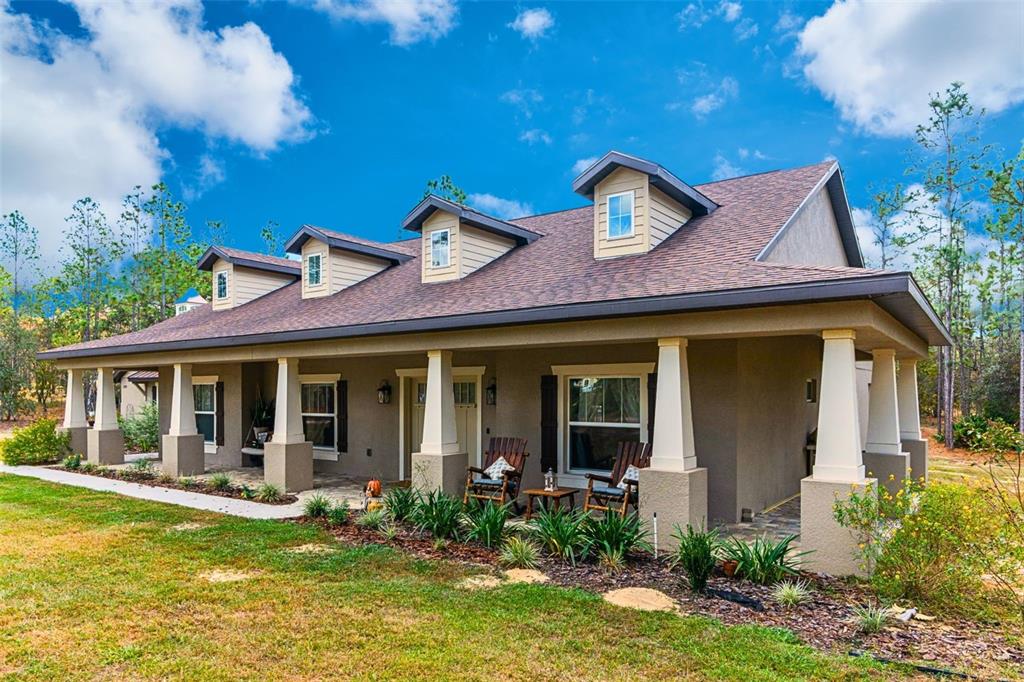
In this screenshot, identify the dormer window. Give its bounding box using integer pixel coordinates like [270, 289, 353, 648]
[306, 253, 322, 286]
[216, 271, 228, 299]
[607, 191, 635, 239]
[430, 229, 450, 268]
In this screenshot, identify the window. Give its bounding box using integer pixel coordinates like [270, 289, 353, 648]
[176, 304, 187, 315]
[454, 381, 476, 406]
[193, 384, 216, 444]
[607, 191, 634, 239]
[430, 229, 450, 268]
[301, 382, 335, 450]
[307, 253, 322, 287]
[215, 271, 228, 299]
[568, 376, 641, 471]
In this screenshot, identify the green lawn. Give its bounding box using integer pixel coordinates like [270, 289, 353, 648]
[0, 475, 905, 681]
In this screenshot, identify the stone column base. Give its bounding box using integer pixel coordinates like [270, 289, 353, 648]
[264, 441, 313, 492]
[901, 438, 928, 483]
[863, 451, 909, 497]
[410, 451, 468, 495]
[87, 428, 124, 465]
[800, 476, 876, 577]
[60, 426, 88, 457]
[161, 434, 205, 477]
[638, 467, 708, 552]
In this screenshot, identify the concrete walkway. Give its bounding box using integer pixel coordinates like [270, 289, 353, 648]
[0, 464, 306, 520]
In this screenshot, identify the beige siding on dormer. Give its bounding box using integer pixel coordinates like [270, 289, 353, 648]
[332, 250, 388, 290]
[421, 211, 460, 283]
[211, 259, 233, 311]
[460, 224, 514, 278]
[594, 167, 648, 259]
[763, 187, 848, 267]
[233, 266, 293, 306]
[648, 186, 692, 248]
[301, 238, 331, 298]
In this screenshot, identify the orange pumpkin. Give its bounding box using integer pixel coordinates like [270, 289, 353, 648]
[366, 479, 382, 497]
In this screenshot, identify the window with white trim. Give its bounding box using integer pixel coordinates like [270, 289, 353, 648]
[193, 383, 216, 444]
[568, 376, 641, 471]
[215, 271, 228, 299]
[301, 382, 335, 450]
[306, 253, 323, 286]
[430, 229, 450, 268]
[607, 191, 634, 239]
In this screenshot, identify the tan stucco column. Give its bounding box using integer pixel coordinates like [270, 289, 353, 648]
[897, 358, 928, 482]
[61, 368, 88, 456]
[639, 338, 707, 548]
[863, 349, 909, 496]
[161, 363, 204, 477]
[411, 350, 467, 495]
[801, 329, 876, 576]
[87, 367, 124, 465]
[264, 357, 313, 491]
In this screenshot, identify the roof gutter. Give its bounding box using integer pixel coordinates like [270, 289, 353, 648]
[37, 272, 951, 360]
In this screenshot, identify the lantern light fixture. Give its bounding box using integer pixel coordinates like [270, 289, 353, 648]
[377, 380, 392, 405]
[485, 378, 497, 406]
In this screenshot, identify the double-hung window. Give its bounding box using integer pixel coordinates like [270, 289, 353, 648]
[215, 271, 228, 299]
[568, 376, 641, 471]
[607, 191, 634, 239]
[430, 229, 450, 268]
[306, 253, 322, 287]
[301, 382, 335, 450]
[193, 383, 216, 444]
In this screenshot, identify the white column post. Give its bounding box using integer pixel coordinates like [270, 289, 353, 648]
[812, 330, 865, 482]
[272, 357, 306, 445]
[420, 350, 460, 455]
[897, 358, 922, 441]
[168, 363, 197, 436]
[63, 368, 88, 429]
[93, 367, 118, 431]
[865, 349, 901, 455]
[650, 337, 697, 471]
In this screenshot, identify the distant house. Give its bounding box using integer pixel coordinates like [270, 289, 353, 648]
[116, 370, 158, 418]
[41, 151, 949, 574]
[174, 289, 207, 316]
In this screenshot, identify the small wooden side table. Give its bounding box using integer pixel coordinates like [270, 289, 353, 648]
[524, 488, 578, 520]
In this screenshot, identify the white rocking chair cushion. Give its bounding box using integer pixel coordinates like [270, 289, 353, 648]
[617, 465, 642, 490]
[484, 456, 515, 480]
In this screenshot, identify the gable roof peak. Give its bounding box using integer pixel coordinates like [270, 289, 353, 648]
[402, 193, 541, 245]
[196, 245, 301, 276]
[572, 150, 718, 216]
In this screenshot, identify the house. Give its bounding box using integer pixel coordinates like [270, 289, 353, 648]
[116, 370, 158, 418]
[40, 151, 949, 574]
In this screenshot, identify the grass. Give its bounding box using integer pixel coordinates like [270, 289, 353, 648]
[0, 474, 910, 681]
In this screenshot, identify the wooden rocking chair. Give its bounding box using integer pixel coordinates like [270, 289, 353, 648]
[582, 441, 652, 517]
[464, 437, 529, 509]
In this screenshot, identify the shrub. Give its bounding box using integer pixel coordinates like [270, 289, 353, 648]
[412, 489, 464, 540]
[80, 461, 98, 474]
[302, 493, 333, 518]
[772, 579, 812, 607]
[721, 534, 805, 585]
[499, 536, 539, 569]
[129, 458, 155, 475]
[178, 477, 196, 488]
[383, 486, 419, 523]
[832, 476, 922, 572]
[978, 419, 1024, 453]
[432, 537, 448, 552]
[0, 418, 69, 465]
[378, 522, 399, 541]
[62, 453, 82, 469]
[119, 402, 159, 453]
[952, 413, 989, 450]
[671, 524, 720, 593]
[582, 512, 652, 561]
[238, 484, 255, 500]
[852, 603, 888, 634]
[208, 472, 232, 491]
[327, 501, 350, 525]
[464, 501, 510, 548]
[597, 546, 626, 573]
[357, 508, 387, 530]
[255, 482, 283, 503]
[528, 506, 588, 565]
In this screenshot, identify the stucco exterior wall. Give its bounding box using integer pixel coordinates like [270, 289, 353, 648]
[193, 362, 243, 469]
[688, 339, 739, 524]
[118, 375, 151, 418]
[764, 187, 848, 267]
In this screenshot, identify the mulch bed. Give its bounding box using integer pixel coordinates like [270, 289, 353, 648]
[306, 514, 1023, 679]
[53, 465, 298, 505]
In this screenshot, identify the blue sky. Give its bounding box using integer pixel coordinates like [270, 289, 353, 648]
[2, 0, 1022, 266]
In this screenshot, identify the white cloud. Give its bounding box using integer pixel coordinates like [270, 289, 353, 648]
[500, 88, 543, 118]
[508, 7, 554, 40]
[774, 10, 803, 38]
[738, 148, 767, 160]
[733, 17, 758, 40]
[183, 154, 227, 202]
[711, 153, 745, 181]
[719, 1, 742, 23]
[797, 0, 1024, 136]
[307, 0, 458, 46]
[0, 1, 312, 263]
[690, 76, 739, 118]
[518, 128, 552, 145]
[572, 157, 599, 175]
[677, 1, 744, 29]
[468, 193, 534, 220]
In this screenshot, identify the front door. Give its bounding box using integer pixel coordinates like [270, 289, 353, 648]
[405, 377, 480, 478]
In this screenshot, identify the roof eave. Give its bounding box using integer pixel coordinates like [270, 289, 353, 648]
[572, 151, 718, 216]
[401, 195, 541, 245]
[196, 246, 301, 277]
[285, 225, 412, 264]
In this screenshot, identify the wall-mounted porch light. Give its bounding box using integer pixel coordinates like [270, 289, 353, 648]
[485, 378, 497, 406]
[377, 380, 392, 405]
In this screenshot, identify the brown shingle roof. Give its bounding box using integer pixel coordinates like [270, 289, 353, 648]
[45, 162, 930, 358]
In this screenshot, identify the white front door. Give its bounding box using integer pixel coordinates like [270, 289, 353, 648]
[406, 377, 480, 477]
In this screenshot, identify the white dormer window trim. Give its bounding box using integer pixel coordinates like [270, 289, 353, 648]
[215, 271, 228, 299]
[607, 190, 635, 239]
[430, 228, 450, 268]
[306, 253, 323, 287]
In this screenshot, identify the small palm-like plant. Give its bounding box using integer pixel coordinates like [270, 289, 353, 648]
[721, 534, 806, 585]
[327, 501, 350, 525]
[209, 472, 232, 491]
[378, 522, 399, 541]
[238, 484, 255, 500]
[62, 453, 82, 469]
[597, 546, 626, 574]
[671, 524, 720, 592]
[357, 508, 387, 530]
[464, 501, 510, 548]
[303, 493, 333, 518]
[255, 482, 283, 503]
[772, 579, 812, 607]
[583, 512, 652, 562]
[498, 536, 540, 569]
[383, 486, 419, 523]
[412, 489, 464, 540]
[852, 602, 889, 634]
[528, 506, 588, 565]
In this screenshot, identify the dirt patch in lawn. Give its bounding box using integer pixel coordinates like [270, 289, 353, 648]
[199, 568, 259, 583]
[284, 543, 336, 555]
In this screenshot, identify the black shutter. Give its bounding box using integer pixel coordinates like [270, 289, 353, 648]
[540, 374, 558, 472]
[646, 373, 657, 445]
[336, 380, 348, 454]
[215, 381, 225, 446]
